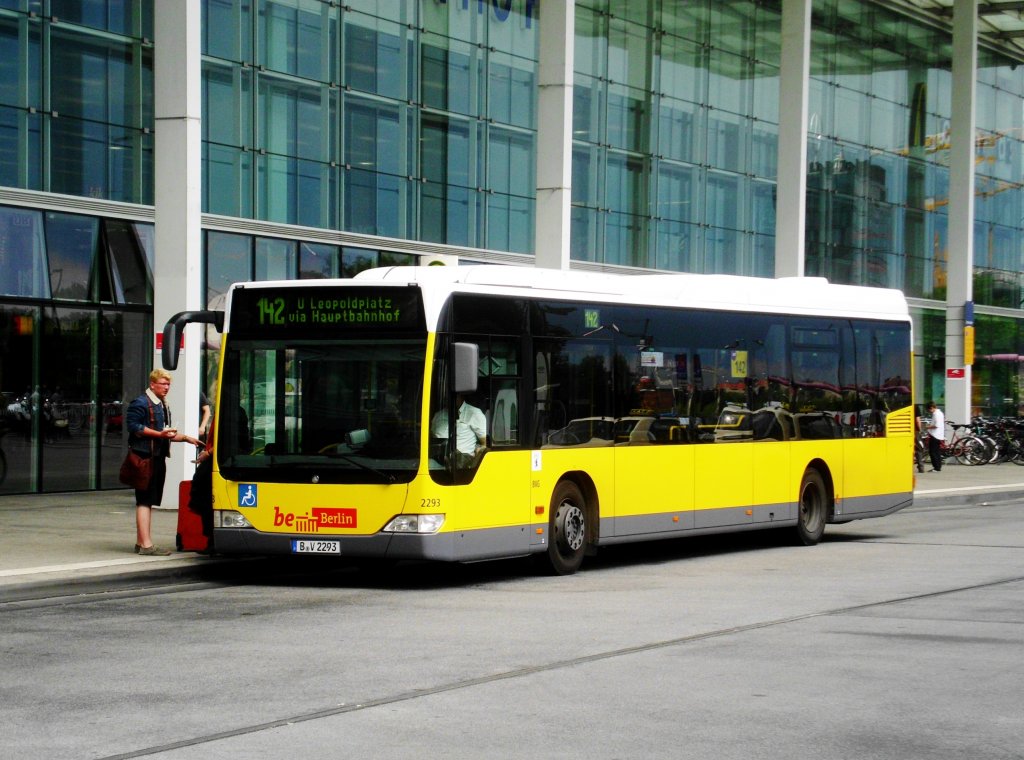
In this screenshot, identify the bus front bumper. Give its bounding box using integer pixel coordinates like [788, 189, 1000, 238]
[213, 527, 462, 562]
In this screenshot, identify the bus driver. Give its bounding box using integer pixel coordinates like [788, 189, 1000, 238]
[431, 393, 487, 468]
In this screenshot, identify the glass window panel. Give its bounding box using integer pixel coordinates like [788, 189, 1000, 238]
[420, 114, 471, 187]
[706, 171, 740, 232]
[299, 242, 340, 279]
[606, 83, 648, 152]
[203, 62, 252, 148]
[707, 48, 749, 115]
[344, 167, 405, 237]
[751, 179, 776, 238]
[751, 119, 777, 179]
[607, 16, 650, 92]
[379, 250, 416, 267]
[345, 0, 412, 24]
[420, 181, 472, 246]
[489, 52, 534, 129]
[258, 76, 330, 161]
[657, 162, 695, 224]
[487, 192, 532, 253]
[0, 205, 49, 298]
[40, 307, 96, 490]
[708, 1, 756, 58]
[570, 204, 599, 262]
[260, 0, 334, 80]
[0, 107, 20, 187]
[203, 0, 253, 61]
[751, 62, 778, 124]
[488, 128, 533, 196]
[255, 236, 297, 280]
[705, 225, 740, 275]
[344, 12, 407, 100]
[808, 79, 833, 143]
[0, 18, 21, 107]
[104, 219, 151, 305]
[604, 209, 646, 267]
[605, 152, 644, 215]
[44, 212, 99, 301]
[203, 143, 254, 217]
[420, 34, 477, 116]
[574, 6, 607, 80]
[50, 0, 132, 34]
[50, 30, 139, 127]
[869, 98, 905, 155]
[655, 219, 701, 272]
[657, 97, 703, 164]
[50, 117, 111, 198]
[707, 111, 747, 174]
[657, 34, 705, 105]
[205, 231, 251, 305]
[572, 74, 602, 145]
[341, 246, 377, 277]
[833, 86, 868, 145]
[753, 4, 781, 66]
[344, 96, 403, 175]
[571, 143, 600, 212]
[0, 304, 41, 493]
[658, 2, 708, 44]
[486, 0, 538, 58]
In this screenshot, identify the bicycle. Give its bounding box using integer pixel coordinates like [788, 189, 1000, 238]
[940, 422, 989, 466]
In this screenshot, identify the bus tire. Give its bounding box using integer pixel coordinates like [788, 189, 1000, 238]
[796, 468, 828, 546]
[544, 480, 588, 575]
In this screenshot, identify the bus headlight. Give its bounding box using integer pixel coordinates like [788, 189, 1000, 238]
[216, 510, 254, 529]
[383, 514, 445, 534]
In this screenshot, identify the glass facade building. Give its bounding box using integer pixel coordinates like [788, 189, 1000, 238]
[2, 0, 1024, 493]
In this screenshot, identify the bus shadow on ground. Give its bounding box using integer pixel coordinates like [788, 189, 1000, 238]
[196, 526, 891, 591]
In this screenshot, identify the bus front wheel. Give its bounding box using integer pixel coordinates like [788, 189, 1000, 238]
[796, 468, 828, 546]
[544, 481, 587, 575]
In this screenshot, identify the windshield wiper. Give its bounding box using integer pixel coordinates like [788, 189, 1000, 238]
[323, 451, 396, 483]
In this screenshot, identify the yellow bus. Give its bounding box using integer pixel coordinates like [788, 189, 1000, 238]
[164, 266, 914, 574]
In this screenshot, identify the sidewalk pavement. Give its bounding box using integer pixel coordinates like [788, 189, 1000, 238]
[2, 463, 1023, 600]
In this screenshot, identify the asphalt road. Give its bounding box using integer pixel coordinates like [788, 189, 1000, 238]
[3, 499, 1022, 760]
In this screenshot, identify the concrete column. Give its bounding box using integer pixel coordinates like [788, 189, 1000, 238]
[774, 0, 811, 279]
[945, 0, 977, 424]
[534, 0, 574, 270]
[154, 0, 203, 507]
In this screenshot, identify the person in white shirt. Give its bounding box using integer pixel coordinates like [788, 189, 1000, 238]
[431, 393, 487, 468]
[925, 401, 945, 471]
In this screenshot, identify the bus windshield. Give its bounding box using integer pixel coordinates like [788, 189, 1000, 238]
[217, 337, 426, 484]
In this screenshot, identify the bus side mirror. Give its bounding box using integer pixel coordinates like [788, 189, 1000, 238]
[162, 310, 224, 370]
[453, 342, 478, 394]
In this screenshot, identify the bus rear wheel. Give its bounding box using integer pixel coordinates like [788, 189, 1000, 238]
[544, 481, 587, 575]
[796, 468, 828, 546]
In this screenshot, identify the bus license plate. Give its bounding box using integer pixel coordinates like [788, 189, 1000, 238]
[292, 540, 341, 554]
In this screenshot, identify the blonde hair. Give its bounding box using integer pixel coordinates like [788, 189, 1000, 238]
[149, 368, 172, 384]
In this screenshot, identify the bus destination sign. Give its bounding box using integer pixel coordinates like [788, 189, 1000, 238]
[230, 286, 424, 336]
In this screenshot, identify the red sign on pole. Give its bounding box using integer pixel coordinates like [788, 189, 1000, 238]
[946, 368, 965, 379]
[155, 333, 185, 350]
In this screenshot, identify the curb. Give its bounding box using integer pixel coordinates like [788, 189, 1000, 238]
[0, 557, 240, 605]
[911, 487, 1024, 508]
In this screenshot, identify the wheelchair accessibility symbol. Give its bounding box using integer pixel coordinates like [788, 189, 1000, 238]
[238, 484, 258, 508]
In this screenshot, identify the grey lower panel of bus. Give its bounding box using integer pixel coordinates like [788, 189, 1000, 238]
[213, 491, 911, 562]
[601, 491, 912, 545]
[213, 525, 532, 563]
[832, 491, 913, 521]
